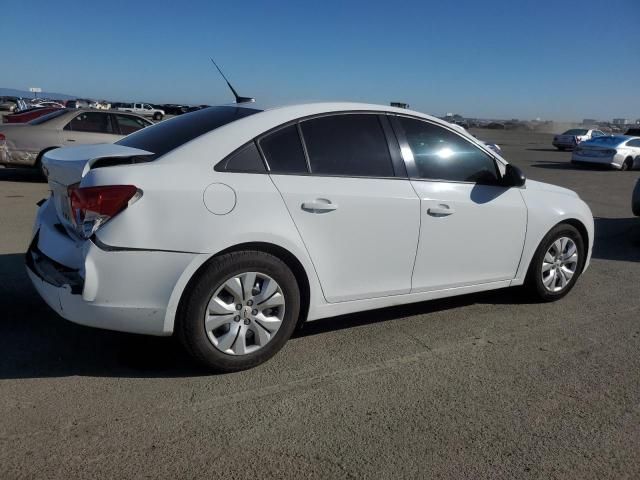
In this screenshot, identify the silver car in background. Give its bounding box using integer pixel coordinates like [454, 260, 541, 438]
[553, 128, 606, 150]
[0, 109, 152, 170]
[571, 136, 640, 170]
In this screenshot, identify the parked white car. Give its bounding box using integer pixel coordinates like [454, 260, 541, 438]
[117, 103, 164, 121]
[27, 103, 594, 372]
[571, 135, 640, 170]
[553, 128, 606, 150]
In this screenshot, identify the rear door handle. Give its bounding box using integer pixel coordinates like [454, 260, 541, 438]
[427, 204, 455, 216]
[301, 199, 338, 213]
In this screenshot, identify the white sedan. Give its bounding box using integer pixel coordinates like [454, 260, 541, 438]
[27, 103, 594, 372]
[571, 136, 640, 170]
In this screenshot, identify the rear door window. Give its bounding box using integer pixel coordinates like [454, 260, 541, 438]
[259, 124, 309, 174]
[64, 112, 113, 134]
[300, 114, 394, 177]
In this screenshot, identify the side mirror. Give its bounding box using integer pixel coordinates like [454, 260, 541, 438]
[502, 164, 526, 187]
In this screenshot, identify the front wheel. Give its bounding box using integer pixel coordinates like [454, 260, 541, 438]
[621, 158, 632, 171]
[177, 251, 300, 372]
[525, 224, 585, 301]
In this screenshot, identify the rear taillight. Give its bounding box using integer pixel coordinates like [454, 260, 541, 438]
[0, 133, 5, 143]
[67, 184, 140, 238]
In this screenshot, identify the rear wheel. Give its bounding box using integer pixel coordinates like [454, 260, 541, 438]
[556, 146, 566, 151]
[526, 224, 585, 301]
[178, 251, 300, 372]
[153, 112, 163, 121]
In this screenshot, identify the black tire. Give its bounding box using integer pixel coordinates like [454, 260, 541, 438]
[621, 158, 632, 171]
[525, 223, 585, 302]
[177, 250, 300, 372]
[556, 146, 566, 151]
[153, 112, 163, 121]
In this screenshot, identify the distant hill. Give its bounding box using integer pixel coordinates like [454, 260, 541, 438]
[0, 87, 76, 100]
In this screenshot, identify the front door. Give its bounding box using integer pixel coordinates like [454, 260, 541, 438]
[392, 115, 527, 292]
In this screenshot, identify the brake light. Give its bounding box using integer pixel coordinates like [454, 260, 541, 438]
[0, 133, 5, 143]
[67, 184, 140, 238]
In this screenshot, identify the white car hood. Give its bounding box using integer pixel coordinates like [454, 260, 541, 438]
[525, 179, 578, 198]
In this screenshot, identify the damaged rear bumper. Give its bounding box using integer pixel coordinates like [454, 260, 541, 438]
[25, 198, 198, 336]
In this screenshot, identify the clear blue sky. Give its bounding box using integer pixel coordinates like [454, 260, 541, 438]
[3, 0, 639, 121]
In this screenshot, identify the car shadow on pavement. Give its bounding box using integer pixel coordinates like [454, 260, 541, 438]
[0, 167, 46, 183]
[592, 217, 640, 263]
[526, 148, 566, 152]
[531, 162, 614, 171]
[0, 253, 208, 379]
[1, 217, 637, 379]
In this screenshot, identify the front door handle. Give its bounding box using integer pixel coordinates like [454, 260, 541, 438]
[427, 204, 455, 216]
[66, 139, 76, 142]
[301, 199, 338, 213]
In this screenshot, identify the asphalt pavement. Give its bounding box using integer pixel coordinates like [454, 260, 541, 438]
[1, 129, 639, 479]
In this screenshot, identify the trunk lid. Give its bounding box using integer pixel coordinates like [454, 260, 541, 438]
[42, 144, 152, 231]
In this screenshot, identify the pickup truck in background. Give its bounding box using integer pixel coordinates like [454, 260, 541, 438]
[116, 103, 164, 121]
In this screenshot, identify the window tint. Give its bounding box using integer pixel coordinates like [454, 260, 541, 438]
[259, 124, 308, 174]
[627, 139, 640, 147]
[64, 112, 113, 134]
[117, 106, 261, 160]
[397, 117, 499, 184]
[115, 114, 150, 135]
[300, 114, 394, 177]
[218, 142, 266, 172]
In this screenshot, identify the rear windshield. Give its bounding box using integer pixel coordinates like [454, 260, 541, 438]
[29, 109, 69, 125]
[116, 106, 262, 159]
[562, 129, 588, 135]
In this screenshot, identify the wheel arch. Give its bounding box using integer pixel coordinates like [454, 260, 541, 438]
[523, 218, 590, 280]
[36, 146, 60, 167]
[170, 241, 311, 334]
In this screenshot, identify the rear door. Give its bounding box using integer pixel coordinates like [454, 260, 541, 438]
[264, 113, 421, 303]
[61, 111, 122, 144]
[391, 115, 527, 292]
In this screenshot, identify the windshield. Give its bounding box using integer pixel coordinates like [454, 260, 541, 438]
[562, 129, 588, 135]
[29, 109, 69, 125]
[116, 105, 262, 160]
[584, 136, 627, 146]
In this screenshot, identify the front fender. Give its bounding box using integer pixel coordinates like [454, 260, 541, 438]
[513, 188, 594, 284]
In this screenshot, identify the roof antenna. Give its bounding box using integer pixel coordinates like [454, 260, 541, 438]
[209, 58, 255, 104]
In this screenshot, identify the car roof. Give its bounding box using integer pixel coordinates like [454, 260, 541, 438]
[156, 102, 498, 165]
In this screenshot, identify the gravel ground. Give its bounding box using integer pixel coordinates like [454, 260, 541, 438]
[0, 128, 639, 479]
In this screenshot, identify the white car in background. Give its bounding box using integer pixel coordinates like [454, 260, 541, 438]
[553, 128, 606, 150]
[571, 135, 640, 170]
[117, 103, 165, 121]
[27, 103, 594, 372]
